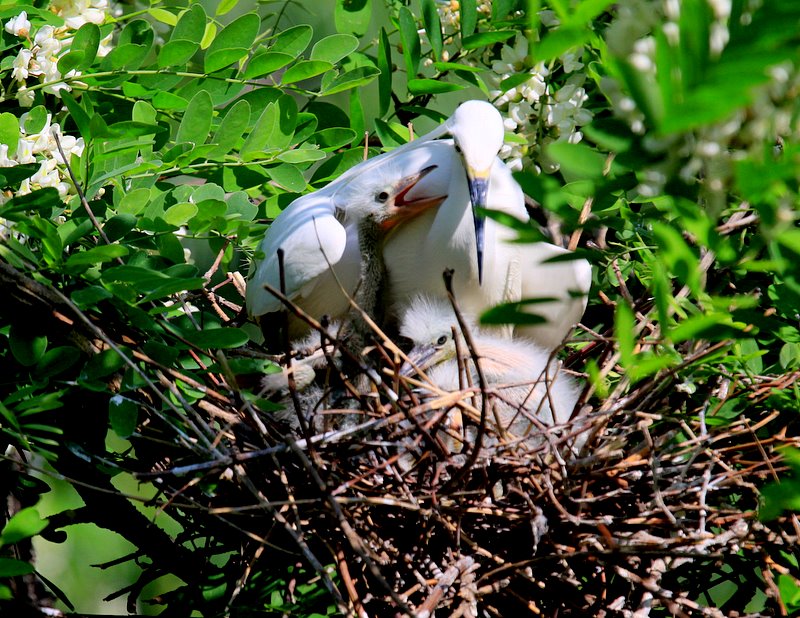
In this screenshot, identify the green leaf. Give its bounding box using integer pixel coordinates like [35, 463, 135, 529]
[104, 214, 137, 241]
[71, 22, 100, 69]
[149, 7, 178, 26]
[163, 202, 199, 226]
[311, 34, 358, 64]
[480, 300, 548, 326]
[83, 347, 127, 380]
[59, 91, 91, 140]
[537, 26, 591, 60]
[243, 51, 294, 79]
[9, 325, 47, 367]
[421, 0, 443, 61]
[209, 99, 250, 158]
[374, 119, 409, 148]
[321, 66, 380, 95]
[651, 222, 701, 296]
[152, 91, 189, 111]
[407, 78, 464, 95]
[0, 164, 37, 190]
[265, 164, 306, 192]
[109, 395, 138, 438]
[461, 30, 516, 50]
[460, 0, 477, 39]
[66, 245, 129, 268]
[570, 0, 616, 24]
[270, 24, 313, 57]
[159, 39, 199, 68]
[0, 113, 20, 158]
[176, 90, 213, 146]
[277, 148, 326, 164]
[377, 28, 392, 117]
[399, 7, 421, 77]
[241, 94, 297, 156]
[71, 286, 113, 309]
[615, 302, 636, 368]
[545, 141, 606, 179]
[173, 3, 206, 40]
[118, 188, 151, 215]
[281, 60, 334, 84]
[0, 558, 35, 577]
[204, 12, 260, 73]
[216, 0, 239, 15]
[0, 508, 48, 545]
[35, 346, 81, 379]
[23, 106, 48, 135]
[307, 127, 358, 151]
[182, 327, 249, 349]
[335, 0, 372, 36]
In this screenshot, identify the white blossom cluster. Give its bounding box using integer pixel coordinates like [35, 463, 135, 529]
[5, 2, 112, 107]
[436, 0, 491, 30]
[487, 34, 593, 173]
[434, 4, 593, 173]
[0, 110, 85, 197]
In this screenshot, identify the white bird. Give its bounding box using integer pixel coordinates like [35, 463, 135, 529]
[398, 295, 582, 454]
[246, 142, 453, 338]
[246, 100, 591, 348]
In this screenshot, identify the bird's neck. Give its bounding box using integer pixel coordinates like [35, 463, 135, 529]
[356, 218, 388, 326]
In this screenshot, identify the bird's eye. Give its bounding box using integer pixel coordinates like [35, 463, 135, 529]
[376, 190, 390, 203]
[435, 335, 448, 346]
[453, 143, 462, 154]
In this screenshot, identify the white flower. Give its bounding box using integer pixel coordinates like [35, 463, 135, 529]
[5, 11, 30, 37]
[12, 49, 32, 82]
[561, 49, 584, 73]
[544, 78, 593, 140]
[0, 144, 18, 168]
[16, 138, 36, 164]
[30, 158, 60, 190]
[17, 87, 35, 108]
[34, 26, 62, 57]
[50, 0, 109, 29]
[97, 31, 114, 57]
[539, 9, 560, 28]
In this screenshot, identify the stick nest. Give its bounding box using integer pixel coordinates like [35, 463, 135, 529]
[130, 303, 800, 618]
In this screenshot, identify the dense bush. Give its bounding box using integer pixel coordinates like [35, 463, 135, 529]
[2, 0, 800, 615]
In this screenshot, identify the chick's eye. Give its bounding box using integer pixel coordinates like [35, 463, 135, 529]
[453, 143, 462, 154]
[376, 190, 390, 203]
[435, 335, 448, 346]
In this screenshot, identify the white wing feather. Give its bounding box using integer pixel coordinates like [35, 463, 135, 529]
[246, 195, 347, 317]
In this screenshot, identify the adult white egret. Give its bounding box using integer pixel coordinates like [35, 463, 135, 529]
[398, 295, 582, 453]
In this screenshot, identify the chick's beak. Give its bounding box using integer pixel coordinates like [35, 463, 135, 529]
[466, 169, 489, 284]
[382, 165, 447, 232]
[399, 344, 444, 378]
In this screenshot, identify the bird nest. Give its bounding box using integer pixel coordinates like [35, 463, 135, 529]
[127, 289, 800, 618]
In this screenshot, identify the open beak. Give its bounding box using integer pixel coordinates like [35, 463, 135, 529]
[383, 165, 448, 233]
[465, 169, 489, 284]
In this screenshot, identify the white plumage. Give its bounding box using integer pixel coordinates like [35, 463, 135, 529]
[399, 295, 582, 453]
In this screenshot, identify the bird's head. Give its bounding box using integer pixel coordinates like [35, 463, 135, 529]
[399, 295, 475, 376]
[445, 101, 505, 282]
[333, 159, 448, 232]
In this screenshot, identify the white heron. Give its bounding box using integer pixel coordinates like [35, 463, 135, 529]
[246, 100, 591, 349]
[398, 295, 582, 453]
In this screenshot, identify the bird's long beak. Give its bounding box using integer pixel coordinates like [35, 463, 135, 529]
[466, 169, 489, 284]
[383, 165, 447, 233]
[399, 344, 445, 377]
